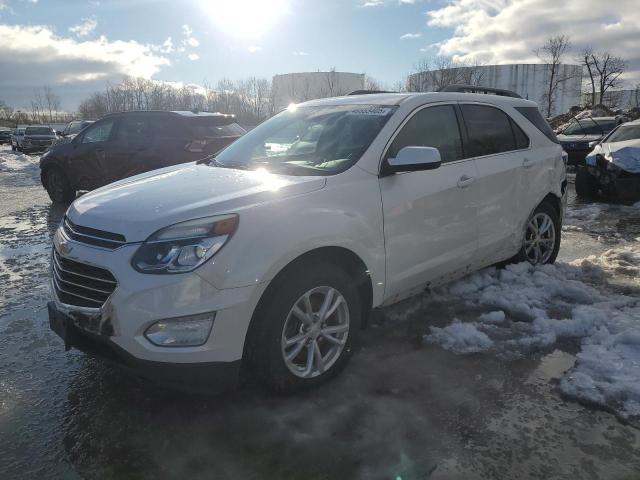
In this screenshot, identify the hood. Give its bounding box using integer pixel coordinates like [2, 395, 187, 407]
[586, 139, 640, 173]
[557, 134, 602, 143]
[67, 163, 327, 241]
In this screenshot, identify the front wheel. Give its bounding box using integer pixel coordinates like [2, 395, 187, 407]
[512, 201, 561, 265]
[43, 168, 76, 204]
[246, 262, 361, 393]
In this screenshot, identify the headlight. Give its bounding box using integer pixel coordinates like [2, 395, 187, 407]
[145, 313, 215, 347]
[132, 214, 238, 274]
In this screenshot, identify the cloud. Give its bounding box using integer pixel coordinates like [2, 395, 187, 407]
[292, 50, 309, 56]
[427, 0, 640, 85]
[188, 53, 199, 61]
[400, 32, 421, 40]
[69, 16, 97, 37]
[182, 24, 199, 48]
[361, 0, 416, 5]
[0, 23, 170, 108]
[247, 45, 262, 53]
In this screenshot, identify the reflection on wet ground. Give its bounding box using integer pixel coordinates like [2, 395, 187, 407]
[1, 151, 639, 479]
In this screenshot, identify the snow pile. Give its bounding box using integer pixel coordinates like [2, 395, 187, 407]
[424, 246, 640, 417]
[426, 320, 494, 354]
[574, 248, 640, 281]
[0, 147, 40, 172]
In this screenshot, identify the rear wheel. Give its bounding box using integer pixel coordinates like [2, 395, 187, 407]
[575, 166, 599, 198]
[246, 262, 361, 393]
[44, 168, 75, 204]
[11, 144, 16, 151]
[512, 201, 560, 265]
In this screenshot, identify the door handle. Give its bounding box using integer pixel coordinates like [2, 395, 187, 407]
[457, 175, 476, 189]
[522, 158, 534, 169]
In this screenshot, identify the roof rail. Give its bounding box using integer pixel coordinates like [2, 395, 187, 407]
[348, 90, 393, 96]
[439, 84, 522, 99]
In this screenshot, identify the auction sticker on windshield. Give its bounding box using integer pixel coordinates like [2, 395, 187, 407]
[347, 107, 393, 116]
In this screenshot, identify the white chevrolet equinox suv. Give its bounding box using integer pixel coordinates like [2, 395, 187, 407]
[48, 87, 567, 392]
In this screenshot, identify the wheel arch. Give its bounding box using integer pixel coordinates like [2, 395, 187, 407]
[243, 246, 374, 361]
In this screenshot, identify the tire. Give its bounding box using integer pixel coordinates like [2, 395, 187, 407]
[575, 166, 598, 198]
[43, 167, 76, 204]
[512, 201, 561, 266]
[11, 145, 16, 151]
[246, 261, 362, 393]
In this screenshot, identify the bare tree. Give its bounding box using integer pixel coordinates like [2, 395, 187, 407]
[43, 85, 61, 122]
[580, 47, 597, 106]
[592, 52, 626, 106]
[408, 56, 485, 92]
[364, 75, 382, 91]
[534, 35, 574, 117]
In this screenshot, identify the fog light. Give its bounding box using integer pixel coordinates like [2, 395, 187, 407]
[144, 313, 215, 347]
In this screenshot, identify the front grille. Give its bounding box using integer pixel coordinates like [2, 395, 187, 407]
[52, 250, 117, 308]
[63, 217, 126, 250]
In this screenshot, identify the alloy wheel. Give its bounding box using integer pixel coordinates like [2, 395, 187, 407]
[524, 212, 556, 264]
[281, 286, 350, 378]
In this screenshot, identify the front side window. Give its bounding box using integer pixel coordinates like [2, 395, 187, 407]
[81, 120, 114, 144]
[461, 104, 519, 157]
[606, 125, 640, 143]
[116, 117, 149, 142]
[387, 105, 463, 163]
[214, 105, 396, 176]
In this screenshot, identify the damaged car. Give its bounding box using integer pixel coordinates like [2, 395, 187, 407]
[576, 119, 640, 200]
[557, 116, 622, 166]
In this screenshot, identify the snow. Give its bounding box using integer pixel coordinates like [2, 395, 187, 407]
[424, 246, 640, 418]
[0, 146, 41, 173]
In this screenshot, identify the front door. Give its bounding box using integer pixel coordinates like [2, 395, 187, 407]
[379, 104, 479, 300]
[70, 118, 117, 190]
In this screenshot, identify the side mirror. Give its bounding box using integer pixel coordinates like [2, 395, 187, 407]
[386, 146, 442, 173]
[588, 141, 599, 149]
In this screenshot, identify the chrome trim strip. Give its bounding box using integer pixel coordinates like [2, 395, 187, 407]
[64, 219, 125, 245]
[53, 252, 116, 285]
[51, 274, 104, 306]
[52, 268, 113, 296]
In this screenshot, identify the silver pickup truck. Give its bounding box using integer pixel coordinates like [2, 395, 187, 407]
[22, 125, 58, 154]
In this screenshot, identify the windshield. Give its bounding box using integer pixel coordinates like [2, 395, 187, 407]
[606, 125, 640, 143]
[25, 126, 53, 135]
[562, 119, 616, 136]
[214, 105, 396, 176]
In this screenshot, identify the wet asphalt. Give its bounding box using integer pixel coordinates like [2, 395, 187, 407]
[0, 146, 639, 480]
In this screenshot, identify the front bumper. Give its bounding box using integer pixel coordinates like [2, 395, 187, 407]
[49, 226, 267, 391]
[48, 302, 241, 392]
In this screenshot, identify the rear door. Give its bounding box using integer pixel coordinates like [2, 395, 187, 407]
[379, 103, 479, 300]
[69, 118, 117, 189]
[458, 103, 531, 261]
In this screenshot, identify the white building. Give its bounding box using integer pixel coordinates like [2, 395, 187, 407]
[582, 89, 640, 110]
[408, 64, 584, 117]
[271, 72, 365, 111]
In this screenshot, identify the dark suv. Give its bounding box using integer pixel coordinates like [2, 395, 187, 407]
[39, 111, 245, 203]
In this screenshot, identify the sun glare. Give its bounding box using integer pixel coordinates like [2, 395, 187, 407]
[204, 0, 290, 39]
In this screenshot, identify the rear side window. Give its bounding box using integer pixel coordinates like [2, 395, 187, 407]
[511, 120, 530, 150]
[188, 119, 245, 139]
[515, 106, 558, 144]
[460, 104, 519, 157]
[387, 105, 463, 164]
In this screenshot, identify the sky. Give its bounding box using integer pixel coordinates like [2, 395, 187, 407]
[0, 0, 638, 111]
